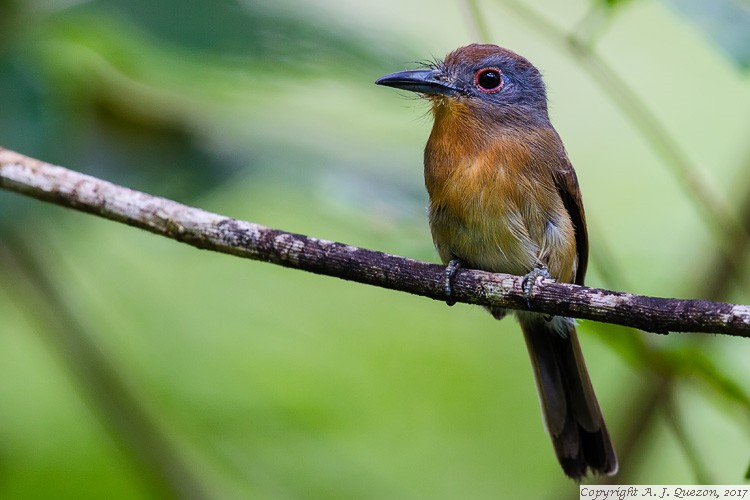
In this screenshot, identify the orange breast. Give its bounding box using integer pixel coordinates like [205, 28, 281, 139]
[424, 101, 577, 282]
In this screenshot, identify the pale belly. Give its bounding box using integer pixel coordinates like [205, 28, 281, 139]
[429, 203, 539, 276]
[428, 198, 576, 283]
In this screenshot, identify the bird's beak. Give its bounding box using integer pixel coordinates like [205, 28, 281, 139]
[375, 69, 458, 96]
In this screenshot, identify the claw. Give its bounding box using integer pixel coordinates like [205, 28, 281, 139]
[444, 259, 463, 306]
[521, 265, 552, 309]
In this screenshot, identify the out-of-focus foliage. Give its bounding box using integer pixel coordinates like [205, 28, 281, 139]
[597, 0, 634, 8]
[664, 0, 750, 70]
[1, 0, 749, 498]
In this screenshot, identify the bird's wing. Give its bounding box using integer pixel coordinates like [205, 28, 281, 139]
[553, 159, 588, 286]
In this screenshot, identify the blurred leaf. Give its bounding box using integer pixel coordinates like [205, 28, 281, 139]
[587, 321, 653, 369]
[596, 0, 633, 8]
[0, 1, 405, 201]
[56, 0, 400, 75]
[665, 345, 750, 417]
[664, 0, 750, 70]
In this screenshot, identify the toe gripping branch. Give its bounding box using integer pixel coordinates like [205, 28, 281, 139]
[521, 265, 552, 309]
[443, 259, 463, 306]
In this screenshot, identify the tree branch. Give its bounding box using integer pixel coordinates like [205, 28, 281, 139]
[1, 146, 749, 338]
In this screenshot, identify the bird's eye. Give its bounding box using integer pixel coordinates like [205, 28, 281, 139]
[475, 68, 503, 92]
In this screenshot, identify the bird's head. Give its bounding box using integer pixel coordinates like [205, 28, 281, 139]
[376, 44, 550, 126]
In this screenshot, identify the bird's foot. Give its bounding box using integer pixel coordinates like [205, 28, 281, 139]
[444, 259, 463, 306]
[521, 265, 552, 309]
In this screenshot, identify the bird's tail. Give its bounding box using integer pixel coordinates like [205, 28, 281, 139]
[519, 315, 618, 480]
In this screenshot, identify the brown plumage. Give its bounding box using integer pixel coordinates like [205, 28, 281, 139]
[377, 44, 617, 479]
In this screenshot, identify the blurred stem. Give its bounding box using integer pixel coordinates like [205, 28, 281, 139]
[570, 2, 613, 49]
[673, 346, 750, 424]
[609, 373, 671, 479]
[703, 146, 750, 299]
[587, 218, 632, 291]
[662, 393, 714, 484]
[0, 226, 208, 499]
[460, 0, 492, 43]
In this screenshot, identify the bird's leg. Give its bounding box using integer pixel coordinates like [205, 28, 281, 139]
[521, 264, 552, 309]
[444, 258, 463, 306]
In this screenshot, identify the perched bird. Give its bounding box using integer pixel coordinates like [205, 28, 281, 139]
[376, 44, 617, 480]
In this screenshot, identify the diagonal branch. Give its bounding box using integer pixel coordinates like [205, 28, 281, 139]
[1, 146, 749, 337]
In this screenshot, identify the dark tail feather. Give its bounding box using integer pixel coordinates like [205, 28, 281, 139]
[520, 316, 618, 480]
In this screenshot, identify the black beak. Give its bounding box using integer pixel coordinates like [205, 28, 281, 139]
[375, 69, 458, 96]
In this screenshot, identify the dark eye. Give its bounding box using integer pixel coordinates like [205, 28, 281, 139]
[475, 68, 503, 92]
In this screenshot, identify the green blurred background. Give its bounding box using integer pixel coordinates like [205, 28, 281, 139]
[1, 0, 749, 498]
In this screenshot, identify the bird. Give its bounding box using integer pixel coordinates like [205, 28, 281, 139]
[376, 44, 617, 480]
